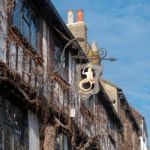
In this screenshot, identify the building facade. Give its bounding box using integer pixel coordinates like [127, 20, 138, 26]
[0, 0, 123, 149]
[131, 107, 149, 150]
[101, 79, 141, 150]
[0, 0, 77, 149]
[0, 0, 147, 150]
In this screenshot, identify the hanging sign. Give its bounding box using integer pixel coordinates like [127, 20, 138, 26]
[76, 63, 103, 100]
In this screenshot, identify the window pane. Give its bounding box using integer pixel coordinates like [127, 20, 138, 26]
[13, 107, 23, 135]
[5, 99, 13, 124]
[22, 3, 30, 40]
[22, 3, 31, 22]
[0, 96, 28, 150]
[31, 15, 38, 50]
[22, 18, 30, 40]
[55, 134, 63, 150]
[13, 1, 40, 51]
[13, 0, 22, 30]
[64, 135, 69, 150]
[54, 46, 61, 63]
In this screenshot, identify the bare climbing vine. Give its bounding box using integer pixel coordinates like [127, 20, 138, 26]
[0, 1, 122, 150]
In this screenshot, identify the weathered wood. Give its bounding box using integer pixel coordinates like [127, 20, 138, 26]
[43, 126, 55, 150]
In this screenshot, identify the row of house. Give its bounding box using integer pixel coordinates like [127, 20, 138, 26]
[0, 0, 148, 149]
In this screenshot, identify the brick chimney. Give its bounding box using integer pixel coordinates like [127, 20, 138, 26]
[68, 9, 74, 24]
[67, 9, 87, 52]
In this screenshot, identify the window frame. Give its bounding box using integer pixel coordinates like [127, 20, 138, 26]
[0, 95, 29, 150]
[13, 0, 41, 53]
[55, 132, 71, 150]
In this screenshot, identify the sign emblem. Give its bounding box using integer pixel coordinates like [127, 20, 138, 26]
[77, 63, 103, 100]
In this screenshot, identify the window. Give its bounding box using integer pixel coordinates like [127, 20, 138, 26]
[13, 0, 22, 30]
[22, 3, 30, 40]
[53, 37, 69, 81]
[0, 96, 28, 150]
[13, 0, 40, 52]
[55, 133, 71, 150]
[54, 46, 62, 64]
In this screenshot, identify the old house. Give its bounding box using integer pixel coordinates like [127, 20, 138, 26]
[67, 10, 124, 150]
[0, 0, 85, 149]
[0, 0, 106, 149]
[0, 0, 145, 150]
[101, 79, 141, 150]
[0, 0, 123, 149]
[131, 107, 149, 150]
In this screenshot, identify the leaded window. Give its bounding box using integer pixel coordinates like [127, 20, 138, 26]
[54, 45, 62, 64]
[0, 96, 28, 150]
[53, 38, 70, 81]
[13, 0, 40, 52]
[55, 133, 71, 150]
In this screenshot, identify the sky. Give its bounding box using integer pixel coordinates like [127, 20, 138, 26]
[52, 0, 150, 145]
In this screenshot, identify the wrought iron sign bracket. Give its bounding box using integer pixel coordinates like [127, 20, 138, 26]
[72, 48, 117, 62]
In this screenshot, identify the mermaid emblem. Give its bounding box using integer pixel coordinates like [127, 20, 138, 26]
[79, 67, 95, 92]
[77, 63, 103, 100]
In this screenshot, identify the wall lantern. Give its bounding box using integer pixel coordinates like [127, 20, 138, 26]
[70, 108, 76, 118]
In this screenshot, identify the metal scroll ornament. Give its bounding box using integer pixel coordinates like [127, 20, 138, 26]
[76, 63, 103, 100]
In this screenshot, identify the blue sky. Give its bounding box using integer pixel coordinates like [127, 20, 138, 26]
[52, 0, 150, 145]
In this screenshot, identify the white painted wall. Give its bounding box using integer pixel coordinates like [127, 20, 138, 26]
[42, 20, 48, 96]
[69, 52, 75, 85]
[24, 55, 30, 83]
[140, 136, 148, 150]
[0, 0, 7, 63]
[17, 46, 23, 75]
[28, 110, 40, 150]
[9, 42, 16, 70]
[42, 20, 48, 75]
[69, 52, 72, 84]
[139, 120, 148, 150]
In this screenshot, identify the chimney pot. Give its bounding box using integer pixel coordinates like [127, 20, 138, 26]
[77, 9, 84, 22]
[68, 9, 74, 24]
